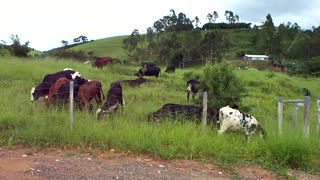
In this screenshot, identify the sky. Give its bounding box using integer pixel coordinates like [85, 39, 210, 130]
[1, 0, 319, 51]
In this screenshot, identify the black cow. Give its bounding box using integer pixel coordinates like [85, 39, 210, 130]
[118, 77, 147, 87]
[135, 66, 161, 78]
[186, 79, 200, 101]
[148, 104, 201, 122]
[148, 103, 219, 125]
[31, 69, 82, 102]
[96, 82, 124, 120]
[141, 62, 156, 68]
[165, 65, 175, 74]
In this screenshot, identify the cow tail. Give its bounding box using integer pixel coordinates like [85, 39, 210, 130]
[257, 124, 267, 139]
[97, 82, 105, 100]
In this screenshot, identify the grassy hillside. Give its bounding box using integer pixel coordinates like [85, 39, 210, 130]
[70, 29, 253, 60]
[71, 36, 127, 59]
[1, 56, 320, 176]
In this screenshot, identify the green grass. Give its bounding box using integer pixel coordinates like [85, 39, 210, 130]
[71, 36, 128, 58]
[0, 57, 320, 176]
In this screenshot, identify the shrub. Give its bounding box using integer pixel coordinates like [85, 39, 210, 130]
[46, 49, 89, 61]
[201, 63, 247, 108]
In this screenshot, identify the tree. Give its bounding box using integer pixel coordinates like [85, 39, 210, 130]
[213, 11, 219, 22]
[73, 37, 81, 43]
[61, 40, 69, 47]
[157, 33, 181, 64]
[200, 30, 230, 62]
[260, 14, 277, 55]
[9, 34, 31, 57]
[122, 29, 147, 61]
[181, 29, 202, 64]
[206, 13, 213, 23]
[79, 35, 88, 43]
[169, 9, 178, 32]
[193, 16, 201, 29]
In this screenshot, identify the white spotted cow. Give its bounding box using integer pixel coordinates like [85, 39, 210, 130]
[218, 106, 266, 141]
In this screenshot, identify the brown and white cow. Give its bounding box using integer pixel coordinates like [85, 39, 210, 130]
[77, 80, 105, 112]
[31, 69, 81, 102]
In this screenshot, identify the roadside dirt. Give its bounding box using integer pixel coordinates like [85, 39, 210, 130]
[0, 145, 319, 180]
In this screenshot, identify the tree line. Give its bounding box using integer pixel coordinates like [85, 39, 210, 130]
[122, 9, 320, 75]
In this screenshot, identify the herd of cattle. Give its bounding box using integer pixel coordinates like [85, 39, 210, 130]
[30, 62, 266, 141]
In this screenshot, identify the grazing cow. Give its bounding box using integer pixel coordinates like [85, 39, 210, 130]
[55, 75, 88, 105]
[96, 82, 124, 120]
[148, 104, 201, 123]
[186, 79, 200, 101]
[141, 62, 156, 68]
[118, 77, 146, 87]
[135, 66, 161, 78]
[92, 57, 112, 69]
[31, 69, 81, 102]
[218, 106, 267, 141]
[77, 80, 105, 112]
[148, 103, 219, 125]
[165, 65, 175, 74]
[45, 77, 69, 106]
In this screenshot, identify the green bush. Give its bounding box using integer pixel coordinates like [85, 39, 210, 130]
[46, 49, 90, 61]
[201, 63, 247, 108]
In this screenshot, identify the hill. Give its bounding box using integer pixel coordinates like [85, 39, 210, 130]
[69, 29, 254, 61]
[70, 35, 127, 58]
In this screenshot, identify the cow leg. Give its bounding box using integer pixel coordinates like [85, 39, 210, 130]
[187, 91, 190, 101]
[95, 92, 102, 106]
[192, 93, 196, 101]
[88, 104, 93, 113]
[218, 121, 230, 135]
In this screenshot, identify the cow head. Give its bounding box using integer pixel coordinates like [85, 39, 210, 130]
[147, 112, 160, 123]
[96, 103, 119, 120]
[72, 72, 88, 85]
[31, 87, 36, 101]
[30, 86, 43, 102]
[134, 69, 144, 77]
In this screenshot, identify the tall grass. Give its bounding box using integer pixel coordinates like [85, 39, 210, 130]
[0, 57, 320, 175]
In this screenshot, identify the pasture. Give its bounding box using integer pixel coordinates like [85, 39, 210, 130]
[0, 56, 320, 176]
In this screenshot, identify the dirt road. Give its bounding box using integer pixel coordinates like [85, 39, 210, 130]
[0, 146, 318, 180]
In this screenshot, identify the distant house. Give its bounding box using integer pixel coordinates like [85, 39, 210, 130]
[243, 54, 269, 61]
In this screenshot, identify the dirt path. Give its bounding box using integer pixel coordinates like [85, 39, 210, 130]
[0, 146, 318, 180]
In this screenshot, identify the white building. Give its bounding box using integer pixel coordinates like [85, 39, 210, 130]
[243, 54, 269, 61]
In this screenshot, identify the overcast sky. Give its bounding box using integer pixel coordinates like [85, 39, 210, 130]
[1, 0, 319, 51]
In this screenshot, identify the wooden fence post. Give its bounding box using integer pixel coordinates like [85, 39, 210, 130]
[69, 81, 74, 130]
[303, 96, 310, 138]
[317, 96, 320, 134]
[202, 92, 208, 130]
[278, 97, 283, 136]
